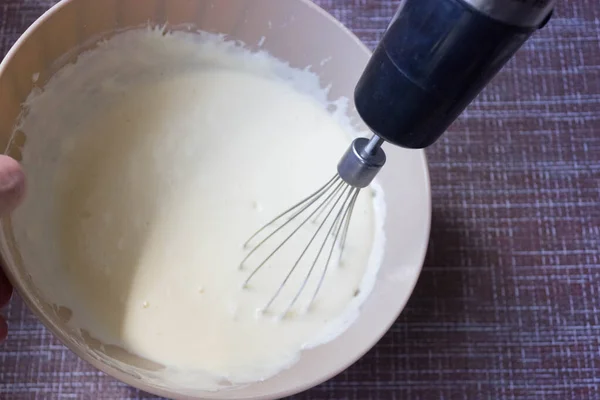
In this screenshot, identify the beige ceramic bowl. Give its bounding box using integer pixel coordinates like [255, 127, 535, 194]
[0, 0, 431, 398]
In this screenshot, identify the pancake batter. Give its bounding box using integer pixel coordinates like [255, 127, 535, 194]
[9, 28, 386, 389]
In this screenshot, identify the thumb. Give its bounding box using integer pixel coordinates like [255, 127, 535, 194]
[0, 155, 26, 216]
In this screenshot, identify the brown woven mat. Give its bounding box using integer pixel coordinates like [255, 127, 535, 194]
[1, 1, 599, 399]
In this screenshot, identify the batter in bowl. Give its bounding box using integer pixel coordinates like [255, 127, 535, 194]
[9, 28, 385, 388]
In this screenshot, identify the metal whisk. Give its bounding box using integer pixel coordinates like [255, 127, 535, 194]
[239, 135, 386, 317]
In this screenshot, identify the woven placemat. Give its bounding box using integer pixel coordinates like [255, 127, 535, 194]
[1, 1, 599, 399]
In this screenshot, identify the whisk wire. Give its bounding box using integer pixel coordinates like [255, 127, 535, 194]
[242, 175, 339, 249]
[263, 184, 351, 312]
[311, 183, 338, 222]
[308, 187, 359, 307]
[240, 175, 340, 270]
[254, 183, 346, 312]
[243, 177, 345, 288]
[339, 188, 359, 255]
[282, 186, 359, 316]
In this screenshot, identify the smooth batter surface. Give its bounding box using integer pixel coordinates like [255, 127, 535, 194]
[9, 28, 385, 389]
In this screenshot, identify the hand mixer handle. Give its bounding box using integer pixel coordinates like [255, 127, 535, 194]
[354, 0, 555, 149]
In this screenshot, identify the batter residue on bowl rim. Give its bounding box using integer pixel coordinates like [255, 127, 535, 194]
[6, 27, 386, 390]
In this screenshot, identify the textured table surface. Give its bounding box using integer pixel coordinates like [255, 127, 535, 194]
[1, 1, 599, 399]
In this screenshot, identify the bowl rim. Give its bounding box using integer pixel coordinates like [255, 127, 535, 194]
[0, 0, 432, 398]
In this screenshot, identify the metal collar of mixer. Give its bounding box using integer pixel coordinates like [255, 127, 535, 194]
[337, 135, 387, 189]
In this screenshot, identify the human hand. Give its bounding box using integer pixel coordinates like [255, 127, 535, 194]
[0, 155, 26, 342]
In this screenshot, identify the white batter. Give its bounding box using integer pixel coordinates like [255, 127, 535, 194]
[9, 28, 385, 389]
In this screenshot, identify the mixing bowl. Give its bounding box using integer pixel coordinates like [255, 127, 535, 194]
[0, 0, 431, 398]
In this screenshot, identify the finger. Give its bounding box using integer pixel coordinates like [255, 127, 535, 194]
[0, 155, 26, 216]
[0, 316, 7, 342]
[0, 271, 12, 308]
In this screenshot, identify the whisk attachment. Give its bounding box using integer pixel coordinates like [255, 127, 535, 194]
[240, 135, 386, 317]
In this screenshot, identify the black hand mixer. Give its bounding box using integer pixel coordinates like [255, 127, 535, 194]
[241, 0, 555, 316]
